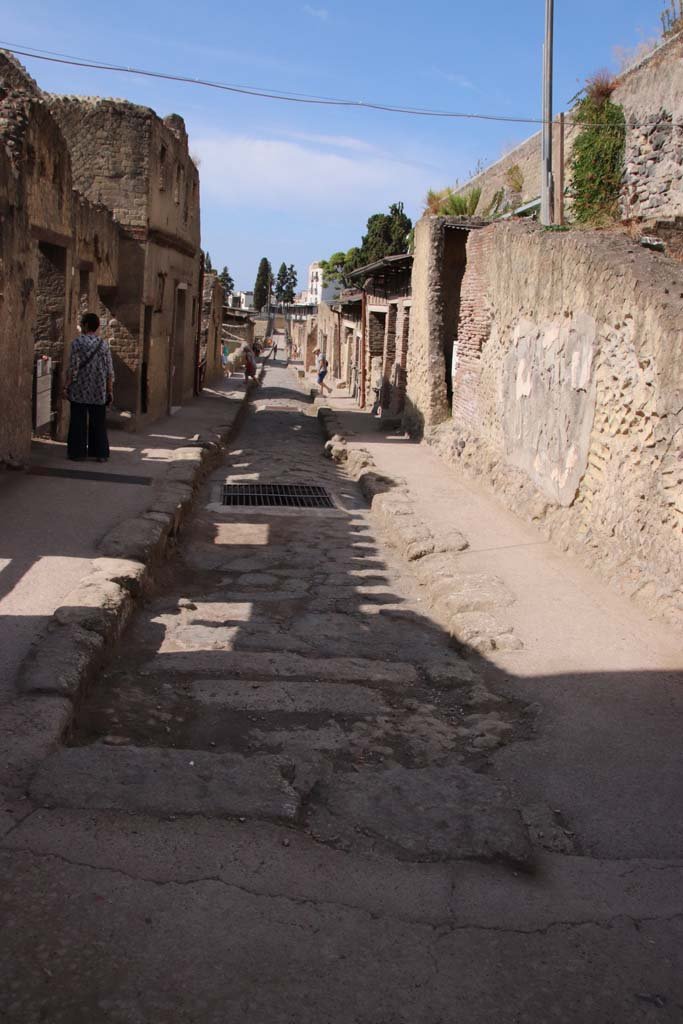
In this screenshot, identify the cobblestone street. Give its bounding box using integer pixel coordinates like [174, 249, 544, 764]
[1, 363, 682, 1024]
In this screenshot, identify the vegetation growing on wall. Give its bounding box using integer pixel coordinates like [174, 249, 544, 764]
[423, 187, 481, 217]
[505, 164, 524, 194]
[570, 73, 626, 225]
[661, 0, 683, 36]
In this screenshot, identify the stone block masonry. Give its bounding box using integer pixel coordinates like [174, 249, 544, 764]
[50, 95, 202, 426]
[410, 216, 683, 625]
[0, 51, 121, 458]
[451, 30, 683, 237]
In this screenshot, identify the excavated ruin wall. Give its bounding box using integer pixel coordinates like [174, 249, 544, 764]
[427, 220, 683, 625]
[452, 30, 683, 229]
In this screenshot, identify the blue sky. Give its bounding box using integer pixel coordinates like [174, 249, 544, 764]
[1, 1, 664, 289]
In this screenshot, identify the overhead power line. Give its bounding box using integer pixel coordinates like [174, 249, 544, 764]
[1, 42, 679, 131]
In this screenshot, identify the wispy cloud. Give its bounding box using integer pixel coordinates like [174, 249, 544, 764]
[276, 130, 381, 154]
[303, 5, 329, 20]
[193, 133, 435, 215]
[430, 67, 476, 91]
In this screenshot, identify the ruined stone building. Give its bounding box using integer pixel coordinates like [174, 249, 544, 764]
[0, 52, 119, 463]
[298, 255, 412, 414]
[49, 94, 201, 424]
[0, 51, 203, 466]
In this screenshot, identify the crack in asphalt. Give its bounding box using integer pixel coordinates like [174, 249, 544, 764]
[2, 847, 683, 939]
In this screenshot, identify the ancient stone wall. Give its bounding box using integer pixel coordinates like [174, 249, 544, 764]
[451, 30, 683, 229]
[0, 143, 35, 463]
[0, 53, 127, 453]
[50, 93, 201, 426]
[424, 219, 683, 624]
[404, 218, 472, 432]
[200, 272, 224, 384]
[616, 33, 683, 224]
[49, 97, 152, 228]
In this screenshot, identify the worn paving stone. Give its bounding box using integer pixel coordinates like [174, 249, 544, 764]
[192, 679, 388, 715]
[143, 651, 420, 686]
[30, 747, 301, 821]
[311, 763, 533, 867]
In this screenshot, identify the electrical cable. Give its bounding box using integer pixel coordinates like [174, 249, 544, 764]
[2, 41, 679, 130]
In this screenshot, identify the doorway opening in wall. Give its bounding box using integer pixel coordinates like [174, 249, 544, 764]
[34, 241, 68, 437]
[441, 226, 468, 411]
[141, 305, 152, 414]
[170, 285, 187, 411]
[367, 309, 386, 412]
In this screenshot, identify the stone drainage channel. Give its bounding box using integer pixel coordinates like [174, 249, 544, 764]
[31, 371, 538, 868]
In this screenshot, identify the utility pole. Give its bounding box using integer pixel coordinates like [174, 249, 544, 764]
[541, 0, 555, 225]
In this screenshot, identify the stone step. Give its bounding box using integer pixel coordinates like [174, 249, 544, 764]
[191, 679, 388, 715]
[30, 747, 301, 821]
[141, 651, 419, 687]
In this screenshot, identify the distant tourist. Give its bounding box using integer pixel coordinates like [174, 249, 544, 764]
[243, 344, 259, 386]
[221, 342, 231, 378]
[273, 340, 278, 359]
[317, 351, 330, 395]
[63, 313, 114, 462]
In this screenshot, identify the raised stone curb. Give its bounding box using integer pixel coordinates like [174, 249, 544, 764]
[12, 387, 252, 746]
[314, 401, 522, 656]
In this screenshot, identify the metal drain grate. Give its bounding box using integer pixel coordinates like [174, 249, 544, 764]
[221, 483, 335, 508]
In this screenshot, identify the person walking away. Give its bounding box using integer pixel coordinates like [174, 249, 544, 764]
[221, 341, 231, 378]
[63, 313, 114, 462]
[273, 340, 278, 359]
[317, 351, 330, 396]
[243, 344, 259, 386]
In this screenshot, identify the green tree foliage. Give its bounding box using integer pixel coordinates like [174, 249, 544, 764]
[285, 264, 298, 304]
[360, 202, 412, 263]
[275, 262, 289, 302]
[320, 248, 362, 288]
[218, 266, 234, 294]
[253, 257, 272, 311]
[320, 203, 412, 288]
[274, 262, 298, 303]
[203, 250, 213, 272]
[570, 84, 626, 225]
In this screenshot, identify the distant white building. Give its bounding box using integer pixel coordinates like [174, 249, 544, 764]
[227, 291, 254, 310]
[306, 262, 340, 305]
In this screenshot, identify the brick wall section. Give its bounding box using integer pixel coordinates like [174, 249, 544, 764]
[451, 229, 493, 424]
[424, 219, 683, 625]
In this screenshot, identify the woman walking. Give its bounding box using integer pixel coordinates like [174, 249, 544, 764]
[63, 313, 114, 462]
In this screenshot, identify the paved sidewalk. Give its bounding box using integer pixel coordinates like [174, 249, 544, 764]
[0, 377, 249, 702]
[312, 376, 683, 860]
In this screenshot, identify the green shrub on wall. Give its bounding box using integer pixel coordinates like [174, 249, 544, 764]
[570, 75, 626, 224]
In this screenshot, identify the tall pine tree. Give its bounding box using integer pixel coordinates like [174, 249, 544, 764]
[218, 266, 234, 295]
[284, 265, 298, 304]
[253, 257, 272, 311]
[274, 262, 289, 303]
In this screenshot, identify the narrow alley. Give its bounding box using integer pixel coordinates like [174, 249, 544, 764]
[1, 362, 681, 1024]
